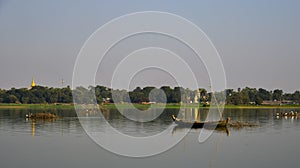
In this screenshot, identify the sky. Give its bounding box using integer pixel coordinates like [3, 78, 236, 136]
[0, 0, 299, 92]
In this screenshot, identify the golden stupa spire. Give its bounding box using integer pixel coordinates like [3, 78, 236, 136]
[31, 78, 36, 88]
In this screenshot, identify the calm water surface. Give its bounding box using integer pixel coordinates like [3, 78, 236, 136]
[0, 108, 300, 168]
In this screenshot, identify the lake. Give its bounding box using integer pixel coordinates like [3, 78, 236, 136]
[1, 107, 300, 168]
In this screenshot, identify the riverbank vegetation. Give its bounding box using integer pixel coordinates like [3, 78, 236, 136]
[0, 85, 299, 107]
[1, 102, 300, 110]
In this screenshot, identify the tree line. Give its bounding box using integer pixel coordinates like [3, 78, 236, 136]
[225, 87, 300, 105]
[0, 86, 73, 104]
[0, 85, 299, 105]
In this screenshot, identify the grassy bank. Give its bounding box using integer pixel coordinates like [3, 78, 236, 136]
[1, 103, 300, 110]
[100, 103, 300, 110]
[0, 103, 75, 110]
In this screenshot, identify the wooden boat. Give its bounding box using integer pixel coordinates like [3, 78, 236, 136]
[171, 115, 229, 128]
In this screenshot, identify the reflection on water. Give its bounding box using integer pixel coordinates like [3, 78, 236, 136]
[31, 120, 34, 137]
[0, 108, 83, 137]
[172, 126, 230, 136]
[1, 107, 300, 137]
[1, 107, 300, 168]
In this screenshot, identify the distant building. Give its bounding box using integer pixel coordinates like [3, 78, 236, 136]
[262, 100, 295, 105]
[102, 97, 111, 103]
[262, 101, 281, 105]
[194, 89, 201, 103]
[194, 95, 198, 103]
[187, 96, 192, 103]
[281, 100, 294, 105]
[141, 102, 156, 105]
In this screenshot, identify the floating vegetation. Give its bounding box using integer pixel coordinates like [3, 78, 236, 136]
[229, 121, 258, 128]
[26, 113, 59, 119]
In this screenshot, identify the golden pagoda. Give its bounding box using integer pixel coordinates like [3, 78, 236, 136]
[30, 78, 36, 89]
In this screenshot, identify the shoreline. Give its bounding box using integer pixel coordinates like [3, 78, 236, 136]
[0, 103, 75, 110]
[1, 103, 300, 110]
[101, 103, 300, 110]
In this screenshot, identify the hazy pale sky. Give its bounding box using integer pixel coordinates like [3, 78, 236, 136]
[0, 0, 299, 92]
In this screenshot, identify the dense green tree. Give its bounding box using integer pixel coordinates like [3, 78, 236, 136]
[170, 87, 181, 103]
[199, 88, 208, 102]
[258, 88, 272, 101]
[230, 92, 242, 105]
[8, 95, 18, 103]
[240, 89, 250, 104]
[142, 87, 156, 102]
[95, 85, 111, 100]
[160, 86, 172, 103]
[129, 91, 147, 103]
[72, 86, 94, 104]
[255, 96, 263, 105]
[243, 87, 258, 102]
[59, 86, 73, 103]
[148, 88, 166, 103]
[292, 91, 300, 102]
[111, 89, 128, 103]
[273, 89, 283, 101]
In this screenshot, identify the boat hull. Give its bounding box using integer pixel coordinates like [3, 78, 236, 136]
[171, 115, 228, 128]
